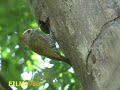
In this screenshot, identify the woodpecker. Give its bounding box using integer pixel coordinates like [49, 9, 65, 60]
[22, 28, 71, 65]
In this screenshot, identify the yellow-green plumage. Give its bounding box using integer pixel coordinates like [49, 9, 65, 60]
[22, 29, 71, 65]
[29, 33, 63, 60]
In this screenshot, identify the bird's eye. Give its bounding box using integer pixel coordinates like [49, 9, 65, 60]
[27, 30, 30, 33]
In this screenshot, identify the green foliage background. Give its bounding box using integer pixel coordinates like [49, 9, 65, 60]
[0, 0, 83, 90]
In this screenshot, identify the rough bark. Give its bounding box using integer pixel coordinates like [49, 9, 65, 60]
[27, 0, 120, 90]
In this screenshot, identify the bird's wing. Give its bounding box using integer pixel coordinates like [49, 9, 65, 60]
[37, 34, 56, 49]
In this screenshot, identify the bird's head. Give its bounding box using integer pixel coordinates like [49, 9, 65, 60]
[22, 28, 37, 45]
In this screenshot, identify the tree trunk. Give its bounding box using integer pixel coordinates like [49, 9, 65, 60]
[27, 0, 120, 90]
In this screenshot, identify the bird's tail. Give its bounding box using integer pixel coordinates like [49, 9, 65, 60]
[58, 55, 71, 66]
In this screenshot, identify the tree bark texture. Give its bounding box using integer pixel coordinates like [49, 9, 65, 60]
[27, 0, 120, 90]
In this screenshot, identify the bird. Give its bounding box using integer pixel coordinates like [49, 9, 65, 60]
[22, 28, 71, 65]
